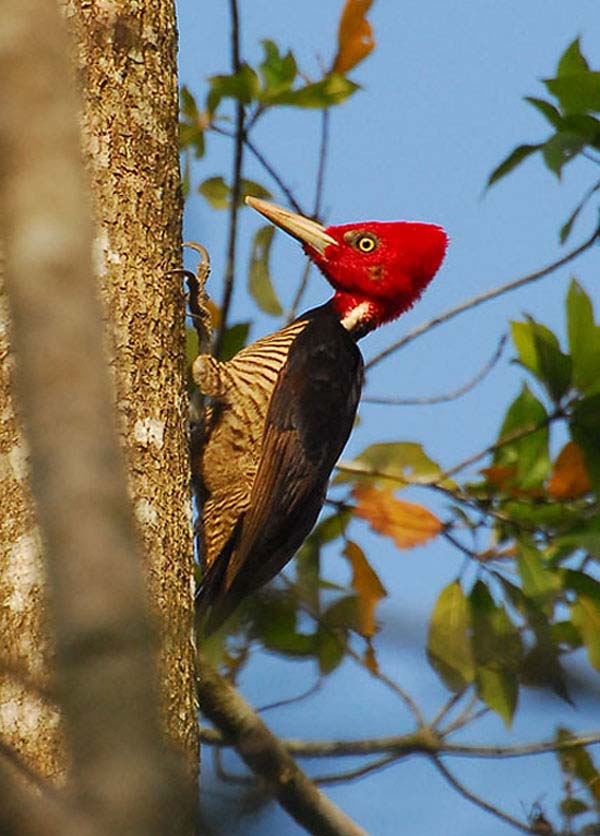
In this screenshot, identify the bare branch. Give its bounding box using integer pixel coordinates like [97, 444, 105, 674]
[314, 754, 400, 786]
[364, 334, 507, 406]
[288, 109, 331, 322]
[431, 756, 535, 834]
[439, 407, 563, 482]
[344, 644, 426, 728]
[366, 224, 600, 370]
[199, 724, 600, 762]
[214, 0, 245, 356]
[257, 677, 323, 714]
[287, 259, 313, 324]
[197, 659, 370, 836]
[244, 134, 306, 215]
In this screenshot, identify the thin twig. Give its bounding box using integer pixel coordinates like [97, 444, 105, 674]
[439, 407, 562, 482]
[443, 705, 490, 736]
[314, 109, 330, 219]
[430, 690, 466, 732]
[287, 109, 331, 322]
[364, 334, 507, 405]
[287, 260, 312, 323]
[313, 754, 400, 786]
[283, 110, 330, 322]
[344, 643, 426, 728]
[257, 677, 323, 714]
[366, 224, 600, 370]
[431, 756, 535, 834]
[214, 0, 245, 356]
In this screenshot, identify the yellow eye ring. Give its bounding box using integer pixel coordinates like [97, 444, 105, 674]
[357, 236, 376, 253]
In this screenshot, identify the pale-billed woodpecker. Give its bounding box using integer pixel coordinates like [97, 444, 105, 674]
[194, 197, 447, 634]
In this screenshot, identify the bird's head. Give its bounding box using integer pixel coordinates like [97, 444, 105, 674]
[246, 197, 447, 336]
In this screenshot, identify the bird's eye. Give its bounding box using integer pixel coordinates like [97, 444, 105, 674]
[356, 234, 378, 253]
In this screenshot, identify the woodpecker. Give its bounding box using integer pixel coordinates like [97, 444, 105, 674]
[194, 197, 447, 634]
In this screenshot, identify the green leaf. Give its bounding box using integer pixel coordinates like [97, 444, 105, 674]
[199, 176, 230, 209]
[207, 63, 260, 114]
[253, 590, 315, 656]
[265, 73, 359, 108]
[248, 225, 283, 316]
[570, 394, 600, 493]
[259, 39, 297, 99]
[524, 96, 563, 128]
[557, 38, 590, 76]
[218, 322, 250, 361]
[199, 177, 271, 210]
[469, 581, 522, 725]
[427, 581, 475, 692]
[487, 144, 543, 188]
[510, 318, 571, 402]
[545, 72, 600, 115]
[573, 608, 600, 669]
[566, 280, 600, 395]
[493, 384, 550, 489]
[315, 619, 347, 674]
[556, 727, 600, 802]
[239, 179, 272, 204]
[517, 543, 561, 601]
[337, 441, 443, 488]
[566, 572, 600, 670]
[179, 85, 205, 158]
[560, 798, 588, 817]
[476, 667, 518, 727]
[552, 620, 582, 650]
[560, 113, 600, 143]
[542, 132, 585, 178]
[556, 518, 600, 557]
[296, 510, 350, 611]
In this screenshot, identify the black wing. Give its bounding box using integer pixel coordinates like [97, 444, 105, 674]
[198, 312, 363, 634]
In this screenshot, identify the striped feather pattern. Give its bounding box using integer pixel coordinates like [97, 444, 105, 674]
[196, 317, 310, 569]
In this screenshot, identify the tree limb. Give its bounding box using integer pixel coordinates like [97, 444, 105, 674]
[198, 724, 600, 762]
[197, 660, 371, 836]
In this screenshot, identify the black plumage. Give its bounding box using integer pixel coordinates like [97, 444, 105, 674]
[195, 304, 363, 634]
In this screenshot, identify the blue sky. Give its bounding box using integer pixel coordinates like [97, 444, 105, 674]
[177, 2, 600, 833]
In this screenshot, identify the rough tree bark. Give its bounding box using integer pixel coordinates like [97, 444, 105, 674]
[0, 0, 198, 785]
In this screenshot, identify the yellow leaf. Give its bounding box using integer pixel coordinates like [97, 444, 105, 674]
[547, 441, 591, 499]
[343, 540, 387, 637]
[353, 484, 442, 549]
[332, 0, 375, 74]
[364, 640, 379, 674]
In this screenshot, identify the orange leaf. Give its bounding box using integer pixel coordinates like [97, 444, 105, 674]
[481, 464, 542, 498]
[343, 540, 387, 637]
[364, 641, 379, 674]
[481, 464, 517, 489]
[547, 441, 591, 499]
[353, 484, 443, 549]
[332, 0, 375, 74]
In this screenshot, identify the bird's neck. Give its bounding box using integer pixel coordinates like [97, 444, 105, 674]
[331, 292, 385, 339]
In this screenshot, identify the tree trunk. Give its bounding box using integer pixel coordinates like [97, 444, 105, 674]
[0, 0, 198, 784]
[0, 293, 64, 779]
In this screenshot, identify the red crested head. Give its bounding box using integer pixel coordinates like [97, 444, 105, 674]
[245, 198, 447, 336]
